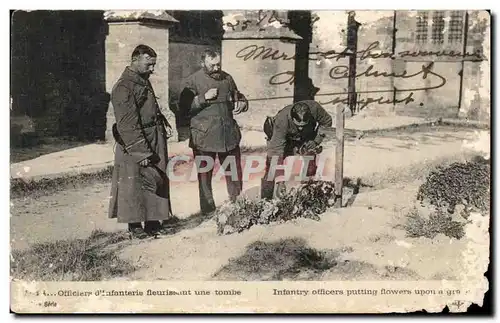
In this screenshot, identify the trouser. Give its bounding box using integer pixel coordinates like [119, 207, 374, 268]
[193, 146, 243, 214]
[261, 148, 318, 200]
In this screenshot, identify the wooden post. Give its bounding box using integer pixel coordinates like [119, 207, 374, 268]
[335, 11, 360, 208]
[334, 103, 345, 208]
[346, 11, 361, 116]
[457, 11, 469, 115]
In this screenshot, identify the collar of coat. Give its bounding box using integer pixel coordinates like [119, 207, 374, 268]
[120, 67, 150, 86]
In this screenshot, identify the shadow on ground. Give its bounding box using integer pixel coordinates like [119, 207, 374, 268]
[345, 177, 367, 207]
[211, 238, 339, 280]
[10, 137, 96, 164]
[211, 238, 421, 281]
[10, 230, 136, 281]
[162, 211, 216, 234]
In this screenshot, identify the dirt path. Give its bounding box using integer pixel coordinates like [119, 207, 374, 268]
[10, 129, 476, 256]
[120, 183, 466, 281]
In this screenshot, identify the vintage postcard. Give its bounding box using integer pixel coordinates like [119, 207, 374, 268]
[10, 9, 491, 313]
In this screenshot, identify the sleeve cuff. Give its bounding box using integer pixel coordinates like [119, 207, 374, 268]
[135, 152, 154, 164]
[197, 94, 207, 106]
[314, 132, 326, 144]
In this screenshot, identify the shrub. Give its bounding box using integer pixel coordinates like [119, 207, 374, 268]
[404, 207, 466, 240]
[416, 157, 490, 213]
[216, 180, 336, 235]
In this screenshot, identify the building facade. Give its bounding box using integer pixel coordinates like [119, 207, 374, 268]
[10, 10, 490, 147]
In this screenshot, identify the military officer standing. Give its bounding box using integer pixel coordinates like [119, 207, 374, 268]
[108, 44, 174, 238]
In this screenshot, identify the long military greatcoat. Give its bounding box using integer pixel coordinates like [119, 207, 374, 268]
[108, 67, 172, 223]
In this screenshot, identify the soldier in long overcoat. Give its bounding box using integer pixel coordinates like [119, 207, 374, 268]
[108, 45, 173, 238]
[179, 49, 248, 214]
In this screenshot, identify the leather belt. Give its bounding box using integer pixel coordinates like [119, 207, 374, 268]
[136, 118, 163, 130]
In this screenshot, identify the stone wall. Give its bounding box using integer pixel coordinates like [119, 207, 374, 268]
[221, 10, 301, 130]
[219, 10, 490, 127]
[460, 11, 490, 122]
[222, 38, 298, 130]
[104, 17, 173, 142]
[10, 10, 490, 150]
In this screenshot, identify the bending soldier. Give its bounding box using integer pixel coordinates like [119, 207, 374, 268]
[261, 100, 333, 199]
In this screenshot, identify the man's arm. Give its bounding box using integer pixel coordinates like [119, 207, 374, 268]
[267, 119, 288, 161]
[179, 77, 209, 116]
[264, 119, 289, 183]
[312, 103, 333, 145]
[227, 74, 248, 114]
[112, 84, 155, 163]
[227, 74, 239, 92]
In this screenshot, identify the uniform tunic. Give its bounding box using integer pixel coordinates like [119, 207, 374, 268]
[180, 70, 242, 153]
[179, 69, 245, 213]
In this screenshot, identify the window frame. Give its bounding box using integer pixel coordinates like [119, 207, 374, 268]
[414, 10, 466, 52]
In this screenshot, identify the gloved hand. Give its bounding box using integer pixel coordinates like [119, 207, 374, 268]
[298, 141, 323, 155]
[234, 99, 248, 114]
[229, 91, 249, 115]
[159, 114, 174, 139]
[139, 153, 160, 167]
[165, 124, 173, 138]
[303, 141, 317, 151]
[315, 133, 326, 145]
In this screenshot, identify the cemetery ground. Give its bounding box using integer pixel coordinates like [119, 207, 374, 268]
[10, 121, 490, 282]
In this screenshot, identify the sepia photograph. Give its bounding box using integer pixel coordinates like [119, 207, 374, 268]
[9, 8, 491, 313]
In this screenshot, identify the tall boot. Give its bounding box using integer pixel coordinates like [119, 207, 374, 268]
[128, 222, 149, 239]
[144, 221, 162, 236]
